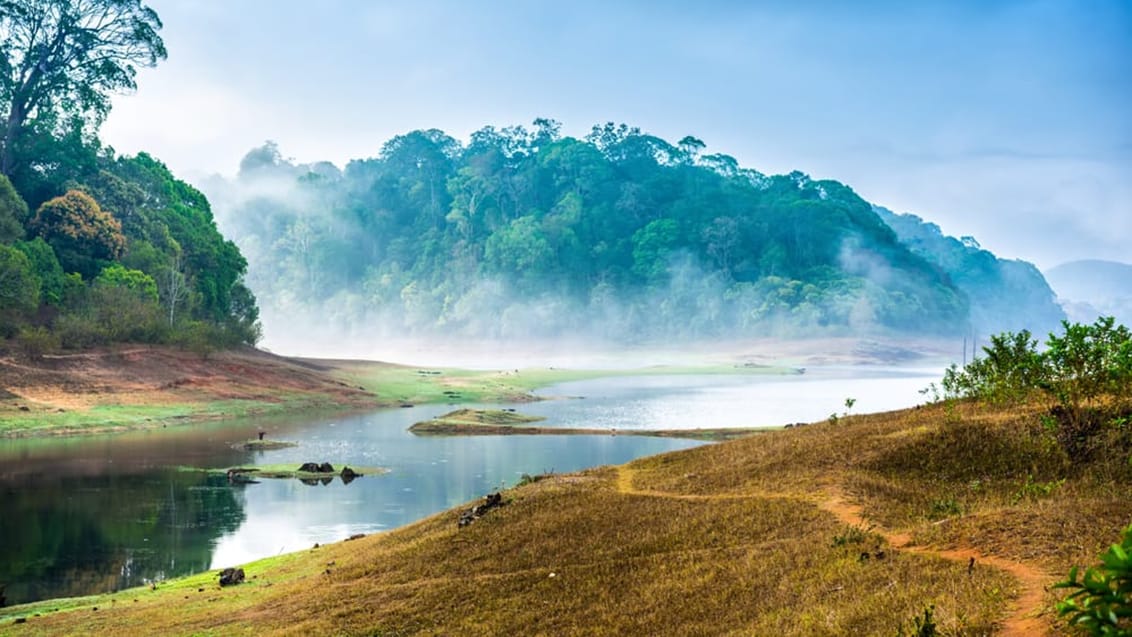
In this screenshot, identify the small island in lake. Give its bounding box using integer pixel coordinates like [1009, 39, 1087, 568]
[409, 409, 764, 441]
[183, 463, 388, 484]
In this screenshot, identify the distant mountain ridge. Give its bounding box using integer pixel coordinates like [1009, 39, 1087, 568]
[872, 206, 1065, 336]
[1044, 259, 1132, 326]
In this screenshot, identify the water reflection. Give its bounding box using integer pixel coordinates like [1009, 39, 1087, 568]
[0, 404, 702, 605]
[0, 367, 937, 605]
[525, 366, 941, 429]
[0, 470, 245, 604]
[208, 405, 701, 567]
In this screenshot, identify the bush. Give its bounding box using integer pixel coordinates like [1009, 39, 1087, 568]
[1055, 523, 1132, 635]
[170, 320, 218, 357]
[941, 318, 1132, 461]
[941, 329, 1045, 404]
[14, 325, 60, 358]
[54, 312, 110, 348]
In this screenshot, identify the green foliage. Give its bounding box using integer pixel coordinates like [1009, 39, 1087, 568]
[943, 330, 1046, 404]
[928, 498, 962, 520]
[13, 237, 65, 305]
[1046, 317, 1132, 415]
[0, 2, 257, 349]
[874, 206, 1064, 335]
[14, 325, 60, 358]
[0, 173, 28, 242]
[515, 472, 554, 488]
[632, 218, 681, 282]
[1054, 524, 1132, 636]
[95, 263, 158, 302]
[941, 318, 1132, 461]
[0, 243, 39, 335]
[831, 523, 873, 547]
[108, 153, 252, 331]
[218, 122, 974, 339]
[899, 605, 939, 637]
[169, 320, 218, 357]
[30, 189, 125, 278]
[0, 0, 166, 176]
[55, 282, 166, 347]
[1011, 474, 1065, 504]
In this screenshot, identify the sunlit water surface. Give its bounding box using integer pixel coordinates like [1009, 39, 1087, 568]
[0, 366, 938, 605]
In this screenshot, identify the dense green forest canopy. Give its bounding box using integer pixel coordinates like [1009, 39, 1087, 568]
[0, 0, 259, 350]
[208, 122, 1059, 344]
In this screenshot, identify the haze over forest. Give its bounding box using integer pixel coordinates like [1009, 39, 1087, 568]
[103, 1, 1132, 273]
[3, 1, 1124, 361]
[204, 126, 1065, 354]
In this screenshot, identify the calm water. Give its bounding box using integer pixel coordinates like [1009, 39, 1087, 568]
[0, 366, 937, 605]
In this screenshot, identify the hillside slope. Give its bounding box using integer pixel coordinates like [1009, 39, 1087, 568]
[0, 346, 378, 436]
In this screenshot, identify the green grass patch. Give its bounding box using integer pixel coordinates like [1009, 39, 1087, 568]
[0, 394, 360, 438]
[332, 362, 798, 406]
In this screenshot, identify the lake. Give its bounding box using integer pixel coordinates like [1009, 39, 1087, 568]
[0, 365, 939, 605]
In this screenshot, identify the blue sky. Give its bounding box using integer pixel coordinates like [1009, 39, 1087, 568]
[101, 0, 1131, 270]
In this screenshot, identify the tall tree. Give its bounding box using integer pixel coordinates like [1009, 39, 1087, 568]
[0, 0, 166, 175]
[30, 189, 124, 277]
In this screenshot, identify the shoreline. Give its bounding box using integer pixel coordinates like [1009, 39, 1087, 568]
[3, 396, 1126, 634]
[1, 344, 806, 439]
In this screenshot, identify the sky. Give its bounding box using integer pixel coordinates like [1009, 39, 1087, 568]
[100, 0, 1132, 271]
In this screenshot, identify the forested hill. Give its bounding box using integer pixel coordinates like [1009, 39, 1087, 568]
[0, 1, 259, 352]
[207, 122, 1049, 343]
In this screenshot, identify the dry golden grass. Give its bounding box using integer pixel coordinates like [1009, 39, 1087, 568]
[3, 398, 1129, 636]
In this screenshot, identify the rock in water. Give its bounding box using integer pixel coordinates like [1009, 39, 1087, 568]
[340, 466, 359, 484]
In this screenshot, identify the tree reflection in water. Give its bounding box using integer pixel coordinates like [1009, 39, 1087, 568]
[0, 469, 246, 605]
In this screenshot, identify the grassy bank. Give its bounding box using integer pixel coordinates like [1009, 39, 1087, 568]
[326, 360, 796, 406]
[4, 396, 1127, 635]
[1, 344, 796, 437]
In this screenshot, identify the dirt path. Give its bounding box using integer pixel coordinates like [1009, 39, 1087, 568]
[615, 466, 1054, 636]
[820, 491, 1053, 637]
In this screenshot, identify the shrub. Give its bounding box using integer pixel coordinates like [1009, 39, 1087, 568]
[14, 325, 60, 358]
[1046, 317, 1132, 412]
[1055, 523, 1132, 635]
[941, 329, 1045, 404]
[170, 320, 218, 357]
[54, 312, 110, 348]
[941, 318, 1132, 461]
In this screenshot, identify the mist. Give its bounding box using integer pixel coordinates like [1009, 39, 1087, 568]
[202, 126, 1064, 363]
